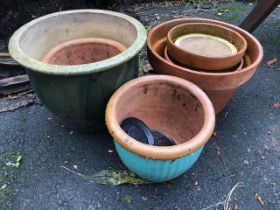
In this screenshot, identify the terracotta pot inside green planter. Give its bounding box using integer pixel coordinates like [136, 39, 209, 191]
[106, 75, 215, 182]
[43, 38, 127, 65]
[9, 10, 146, 131]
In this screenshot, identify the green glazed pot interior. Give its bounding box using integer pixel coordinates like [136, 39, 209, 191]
[8, 10, 146, 131]
[9, 9, 146, 75]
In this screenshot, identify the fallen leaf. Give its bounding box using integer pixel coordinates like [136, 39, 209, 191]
[62, 166, 152, 185]
[266, 58, 277, 66]
[264, 144, 270, 150]
[141, 196, 148, 201]
[255, 192, 265, 206]
[273, 101, 280, 108]
[216, 146, 221, 156]
[164, 181, 173, 187]
[243, 160, 249, 165]
[143, 64, 153, 73]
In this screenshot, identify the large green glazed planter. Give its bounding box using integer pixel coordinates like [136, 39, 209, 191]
[9, 10, 146, 131]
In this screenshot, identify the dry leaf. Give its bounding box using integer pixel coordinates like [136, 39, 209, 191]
[273, 101, 280, 108]
[164, 181, 173, 187]
[141, 196, 148, 201]
[216, 146, 221, 156]
[255, 192, 265, 206]
[143, 64, 153, 73]
[266, 58, 277, 66]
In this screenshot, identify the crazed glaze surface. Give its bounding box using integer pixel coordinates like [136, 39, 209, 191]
[106, 75, 215, 181]
[9, 10, 146, 131]
[114, 141, 204, 182]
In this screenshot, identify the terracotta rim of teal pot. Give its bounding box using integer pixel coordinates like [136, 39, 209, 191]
[8, 9, 147, 76]
[147, 18, 263, 77]
[105, 75, 215, 160]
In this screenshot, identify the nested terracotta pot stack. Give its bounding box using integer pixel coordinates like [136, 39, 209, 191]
[147, 18, 263, 114]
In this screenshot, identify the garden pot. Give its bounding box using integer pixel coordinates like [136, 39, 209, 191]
[163, 47, 244, 73]
[43, 38, 127, 65]
[166, 23, 247, 70]
[105, 75, 215, 182]
[147, 18, 263, 114]
[9, 10, 146, 131]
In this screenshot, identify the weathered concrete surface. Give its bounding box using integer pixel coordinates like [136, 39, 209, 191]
[0, 1, 280, 210]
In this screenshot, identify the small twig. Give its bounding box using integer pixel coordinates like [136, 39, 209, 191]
[202, 182, 244, 210]
[61, 165, 86, 179]
[224, 182, 244, 209]
[202, 201, 224, 210]
[224, 112, 229, 119]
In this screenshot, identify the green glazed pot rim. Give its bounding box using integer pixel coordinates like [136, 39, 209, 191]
[8, 9, 147, 76]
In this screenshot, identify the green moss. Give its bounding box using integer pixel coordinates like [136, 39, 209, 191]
[223, 13, 241, 23]
[0, 185, 10, 200]
[218, 4, 245, 13]
[0, 152, 23, 203]
[271, 36, 280, 45]
[124, 195, 132, 204]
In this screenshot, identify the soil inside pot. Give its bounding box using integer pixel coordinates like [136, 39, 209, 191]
[43, 38, 127, 65]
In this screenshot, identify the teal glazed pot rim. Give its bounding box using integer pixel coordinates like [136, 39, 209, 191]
[106, 75, 216, 160]
[8, 9, 147, 76]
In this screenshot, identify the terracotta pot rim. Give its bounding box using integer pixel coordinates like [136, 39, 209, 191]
[105, 75, 216, 160]
[42, 37, 127, 64]
[167, 23, 247, 61]
[147, 18, 263, 77]
[163, 46, 244, 72]
[9, 9, 147, 76]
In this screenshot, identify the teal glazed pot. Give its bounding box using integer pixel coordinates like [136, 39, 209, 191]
[9, 10, 146, 131]
[106, 75, 215, 182]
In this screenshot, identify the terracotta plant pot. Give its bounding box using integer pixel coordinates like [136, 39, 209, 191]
[163, 47, 244, 73]
[147, 18, 263, 114]
[9, 10, 146, 131]
[167, 23, 247, 70]
[106, 75, 215, 182]
[43, 38, 127, 65]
